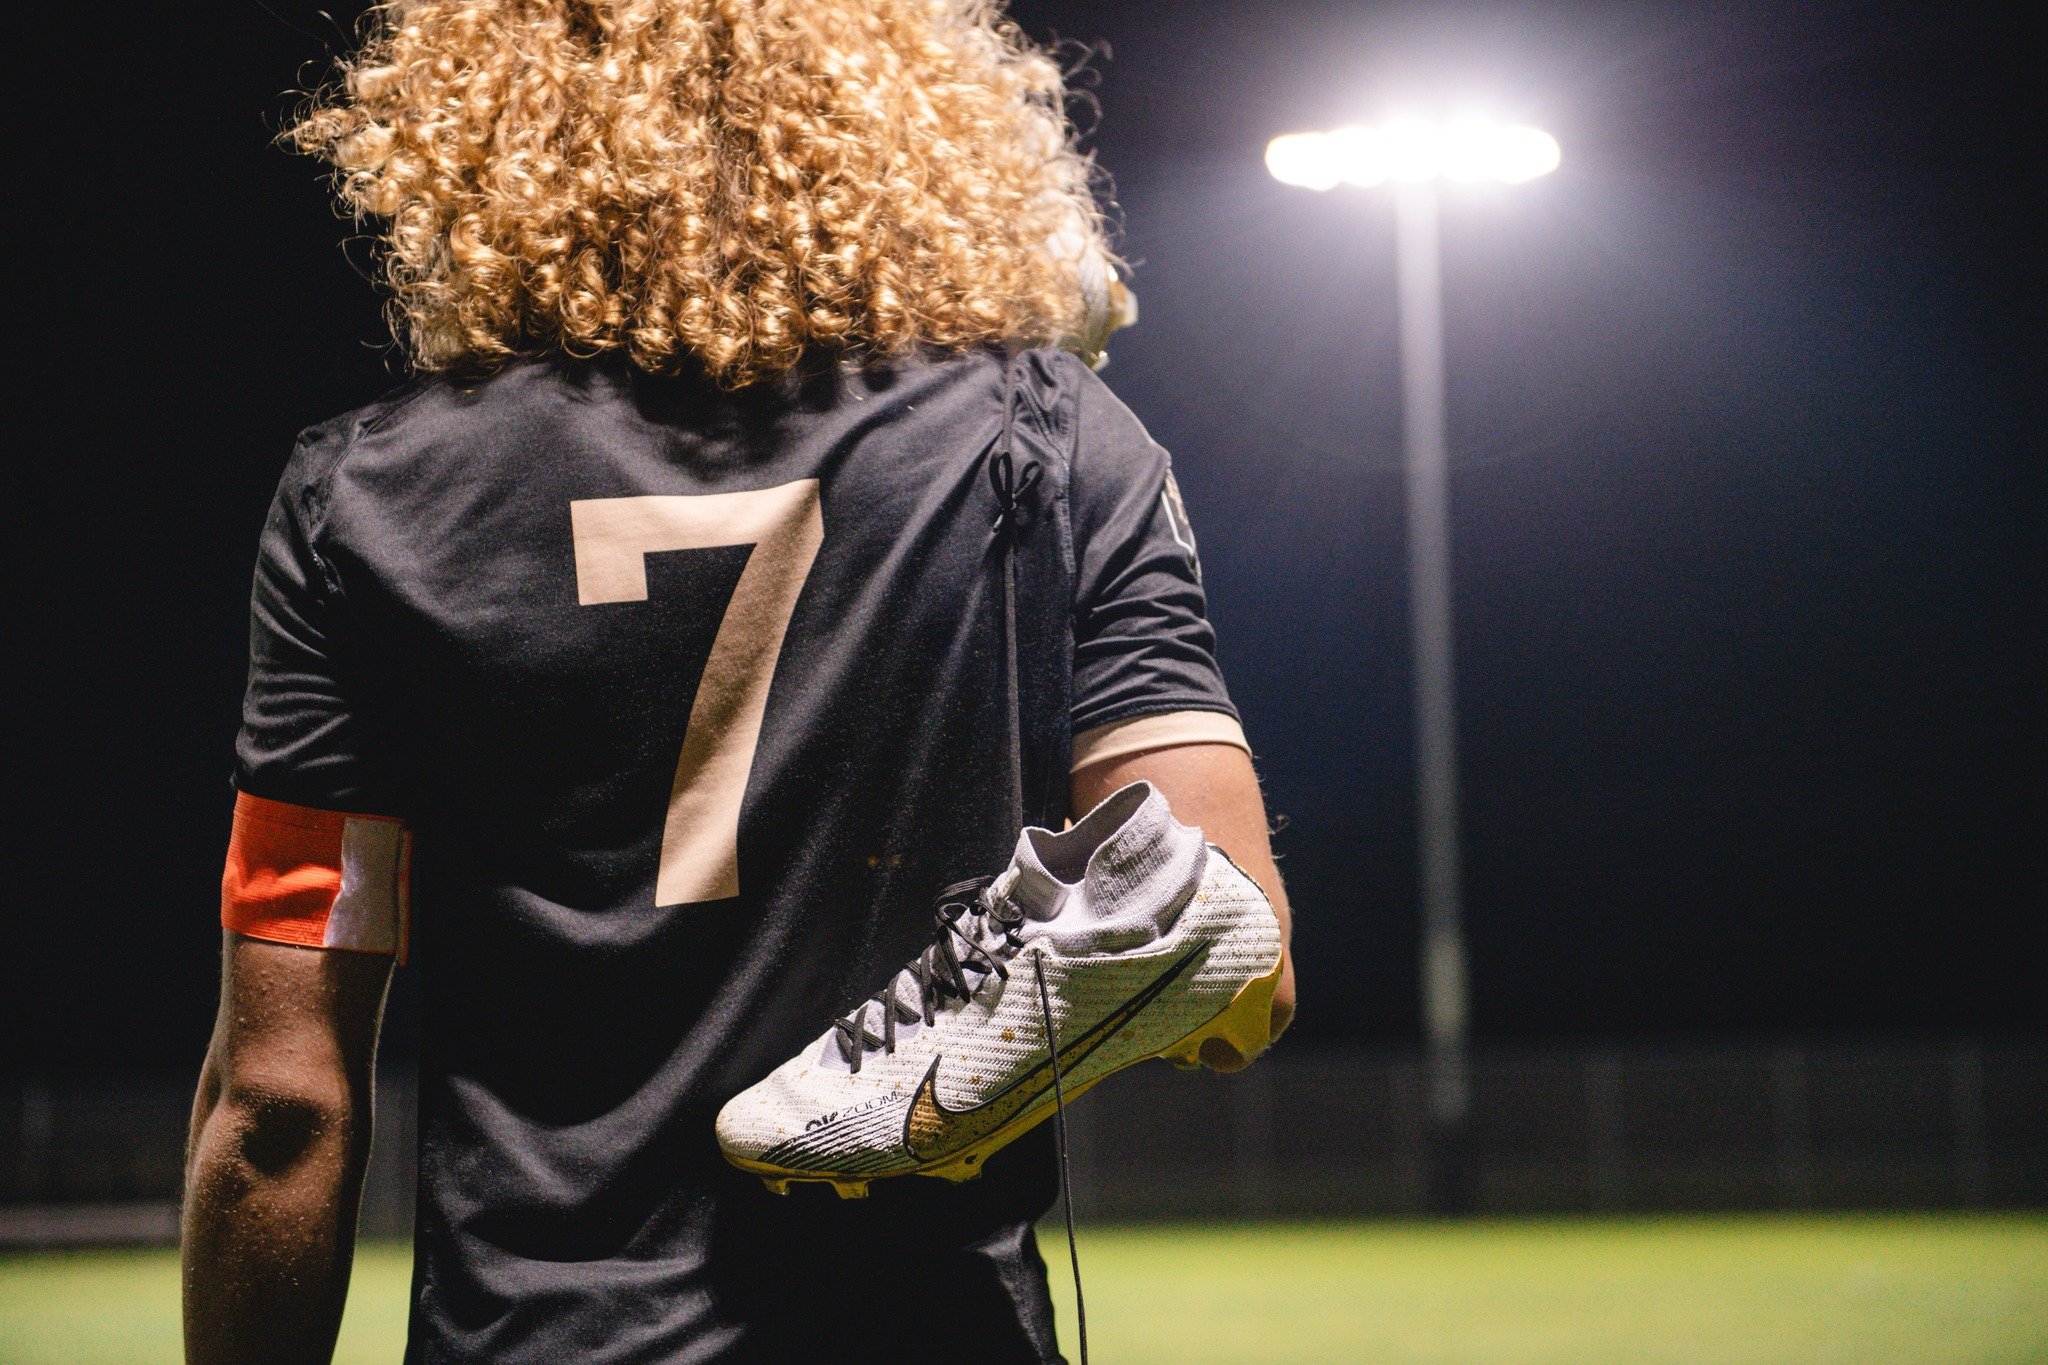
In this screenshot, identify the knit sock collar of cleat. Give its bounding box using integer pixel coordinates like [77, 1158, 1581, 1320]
[831, 875, 1028, 1074]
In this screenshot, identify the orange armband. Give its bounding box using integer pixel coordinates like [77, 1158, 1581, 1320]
[221, 792, 411, 959]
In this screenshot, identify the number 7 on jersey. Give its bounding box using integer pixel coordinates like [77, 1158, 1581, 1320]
[570, 481, 824, 906]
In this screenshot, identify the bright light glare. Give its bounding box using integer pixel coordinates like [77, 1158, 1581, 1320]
[1266, 120, 1560, 190]
[1263, 132, 1342, 191]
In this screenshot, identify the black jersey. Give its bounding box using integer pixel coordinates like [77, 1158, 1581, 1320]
[227, 346, 1239, 1361]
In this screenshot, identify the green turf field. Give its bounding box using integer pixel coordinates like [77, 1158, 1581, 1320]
[2, 1213, 2042, 1363]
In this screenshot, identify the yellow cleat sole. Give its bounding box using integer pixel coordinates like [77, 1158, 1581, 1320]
[729, 951, 1286, 1197]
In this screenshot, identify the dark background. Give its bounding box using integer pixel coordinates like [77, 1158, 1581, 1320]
[9, 0, 2041, 1078]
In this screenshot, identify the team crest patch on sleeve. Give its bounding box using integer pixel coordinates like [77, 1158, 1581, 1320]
[221, 793, 411, 958]
[1160, 471, 1202, 583]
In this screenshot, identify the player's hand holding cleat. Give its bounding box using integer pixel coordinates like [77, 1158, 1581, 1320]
[715, 781, 1285, 1197]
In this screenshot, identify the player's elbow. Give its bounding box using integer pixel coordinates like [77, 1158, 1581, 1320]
[213, 1071, 359, 1179]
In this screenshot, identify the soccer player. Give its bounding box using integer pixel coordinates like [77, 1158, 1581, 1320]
[181, 3, 1295, 1361]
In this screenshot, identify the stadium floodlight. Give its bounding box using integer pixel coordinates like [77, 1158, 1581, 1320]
[1268, 116, 1560, 1209]
[1265, 119, 1561, 188]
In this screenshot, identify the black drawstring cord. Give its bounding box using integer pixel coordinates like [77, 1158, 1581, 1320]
[988, 352, 1042, 846]
[988, 446, 1043, 532]
[1034, 951, 1088, 1365]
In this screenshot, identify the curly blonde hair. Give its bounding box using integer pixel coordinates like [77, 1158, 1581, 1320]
[289, 0, 1115, 385]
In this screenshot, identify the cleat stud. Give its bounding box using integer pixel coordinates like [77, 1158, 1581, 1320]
[832, 1181, 869, 1200]
[761, 1178, 792, 1195]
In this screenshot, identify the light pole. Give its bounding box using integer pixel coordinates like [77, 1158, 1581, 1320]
[1266, 118, 1561, 1210]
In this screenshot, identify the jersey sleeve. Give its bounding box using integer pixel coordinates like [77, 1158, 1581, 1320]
[225, 427, 411, 956]
[1066, 362, 1246, 752]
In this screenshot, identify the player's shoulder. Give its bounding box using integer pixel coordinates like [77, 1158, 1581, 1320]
[851, 342, 1092, 416]
[275, 370, 445, 496]
[296, 357, 574, 457]
[879, 345, 1165, 508]
[893, 343, 1147, 462]
[273, 358, 616, 511]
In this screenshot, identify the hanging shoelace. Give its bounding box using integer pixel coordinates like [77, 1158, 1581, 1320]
[832, 878, 1025, 1071]
[1034, 950, 1089, 1365]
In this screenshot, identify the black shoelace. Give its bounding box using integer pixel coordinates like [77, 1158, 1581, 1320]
[1034, 949, 1089, 1365]
[833, 878, 1025, 1071]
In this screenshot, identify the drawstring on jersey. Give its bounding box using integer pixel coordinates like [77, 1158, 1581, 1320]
[988, 446, 1042, 532]
[990, 355, 1041, 832]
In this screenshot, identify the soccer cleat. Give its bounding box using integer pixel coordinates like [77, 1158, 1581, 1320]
[715, 781, 1284, 1193]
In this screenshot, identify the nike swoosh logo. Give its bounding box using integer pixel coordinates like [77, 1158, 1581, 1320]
[903, 946, 1207, 1164]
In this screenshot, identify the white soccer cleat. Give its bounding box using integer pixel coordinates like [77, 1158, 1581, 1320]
[715, 781, 1284, 1196]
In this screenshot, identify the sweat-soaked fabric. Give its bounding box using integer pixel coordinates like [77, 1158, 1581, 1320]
[231, 347, 1236, 1362]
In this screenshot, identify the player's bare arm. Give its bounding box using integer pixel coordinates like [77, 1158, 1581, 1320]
[1073, 741, 1296, 1070]
[183, 933, 391, 1365]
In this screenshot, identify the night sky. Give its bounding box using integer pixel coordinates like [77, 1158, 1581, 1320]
[10, 0, 2041, 1078]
